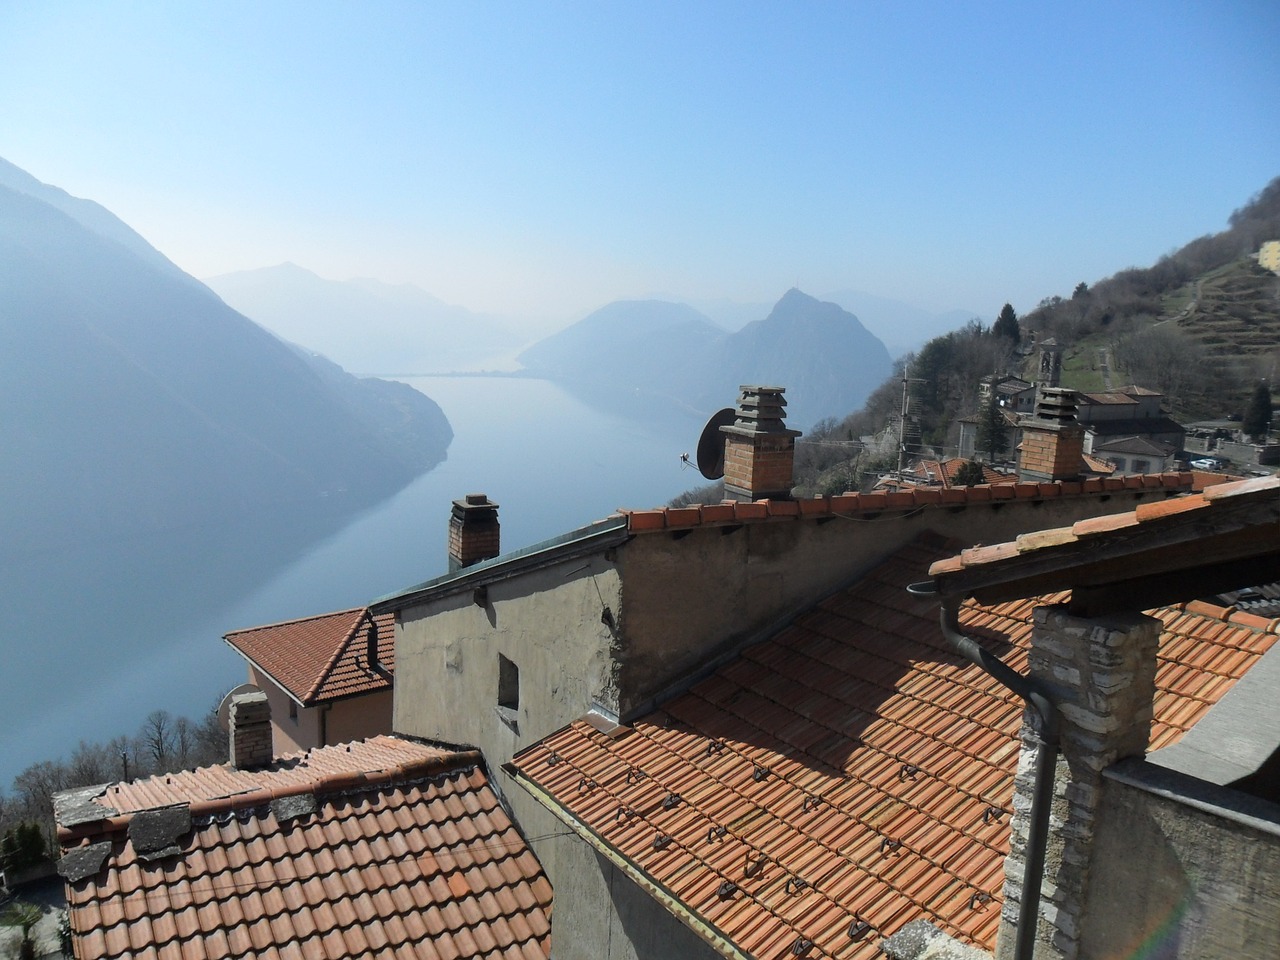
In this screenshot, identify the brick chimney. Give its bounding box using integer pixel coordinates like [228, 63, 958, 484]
[1018, 387, 1084, 482]
[448, 493, 500, 572]
[229, 690, 272, 770]
[720, 386, 802, 501]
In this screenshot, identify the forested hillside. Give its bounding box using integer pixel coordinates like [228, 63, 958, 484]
[677, 177, 1280, 501]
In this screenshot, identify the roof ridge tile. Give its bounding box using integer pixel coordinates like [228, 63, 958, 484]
[303, 608, 372, 704]
[623, 473, 1203, 533]
[224, 607, 366, 639]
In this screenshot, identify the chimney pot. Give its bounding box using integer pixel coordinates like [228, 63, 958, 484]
[720, 386, 802, 502]
[449, 493, 501, 572]
[1018, 388, 1084, 482]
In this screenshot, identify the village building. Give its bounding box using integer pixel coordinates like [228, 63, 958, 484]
[55, 729, 553, 959]
[223, 606, 396, 754]
[1074, 385, 1186, 456]
[55, 384, 1279, 960]
[369, 386, 1269, 960]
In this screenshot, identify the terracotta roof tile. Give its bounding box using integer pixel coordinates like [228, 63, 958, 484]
[512, 537, 1273, 958]
[224, 607, 396, 705]
[622, 474, 1197, 534]
[59, 737, 552, 960]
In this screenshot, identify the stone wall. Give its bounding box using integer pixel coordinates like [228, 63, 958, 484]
[1081, 761, 1280, 960]
[998, 607, 1159, 960]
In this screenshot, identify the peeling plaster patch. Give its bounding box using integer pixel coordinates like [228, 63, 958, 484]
[52, 783, 117, 828]
[270, 793, 318, 823]
[130, 805, 192, 861]
[57, 842, 113, 883]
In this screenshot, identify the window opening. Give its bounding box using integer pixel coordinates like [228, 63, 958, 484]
[498, 653, 519, 711]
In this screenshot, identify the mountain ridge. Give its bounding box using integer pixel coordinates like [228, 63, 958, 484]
[206, 263, 518, 374]
[517, 289, 894, 431]
[0, 164, 453, 551]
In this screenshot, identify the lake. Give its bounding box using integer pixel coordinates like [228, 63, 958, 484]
[0, 376, 707, 781]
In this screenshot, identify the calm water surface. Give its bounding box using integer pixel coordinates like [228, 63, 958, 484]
[0, 376, 705, 780]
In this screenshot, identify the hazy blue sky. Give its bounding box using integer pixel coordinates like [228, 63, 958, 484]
[2, 1, 1277, 326]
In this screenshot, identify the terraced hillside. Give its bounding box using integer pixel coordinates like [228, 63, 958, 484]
[1169, 256, 1280, 363]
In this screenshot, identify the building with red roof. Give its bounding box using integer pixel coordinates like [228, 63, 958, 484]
[223, 607, 395, 754]
[55, 736, 553, 960]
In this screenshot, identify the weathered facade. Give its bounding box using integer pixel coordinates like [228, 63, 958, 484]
[381, 466, 1201, 960]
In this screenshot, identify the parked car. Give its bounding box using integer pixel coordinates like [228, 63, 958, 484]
[1190, 457, 1227, 470]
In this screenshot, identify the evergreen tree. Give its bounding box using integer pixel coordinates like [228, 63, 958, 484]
[953, 460, 987, 487]
[1242, 380, 1272, 442]
[993, 303, 1020, 343]
[975, 391, 1010, 462]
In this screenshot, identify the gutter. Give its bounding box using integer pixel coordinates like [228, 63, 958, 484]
[908, 583, 1060, 960]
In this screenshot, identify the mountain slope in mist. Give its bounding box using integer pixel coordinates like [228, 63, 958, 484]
[518, 289, 894, 431]
[207, 263, 517, 374]
[0, 165, 452, 551]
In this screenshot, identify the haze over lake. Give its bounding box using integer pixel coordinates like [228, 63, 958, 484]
[0, 376, 702, 779]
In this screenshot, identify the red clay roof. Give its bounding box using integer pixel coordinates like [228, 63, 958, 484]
[620, 472, 1194, 533]
[911, 458, 1013, 488]
[58, 736, 552, 960]
[224, 607, 395, 705]
[928, 474, 1280, 589]
[509, 535, 1276, 959]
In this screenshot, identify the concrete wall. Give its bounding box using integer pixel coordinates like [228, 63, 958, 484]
[1080, 764, 1280, 960]
[391, 485, 1193, 960]
[613, 490, 1182, 717]
[247, 667, 393, 756]
[326, 689, 394, 745]
[394, 552, 623, 754]
[394, 553, 717, 960]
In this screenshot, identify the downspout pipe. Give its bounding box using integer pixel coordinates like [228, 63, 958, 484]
[908, 583, 1060, 960]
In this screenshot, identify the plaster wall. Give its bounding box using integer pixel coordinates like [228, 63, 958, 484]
[394, 554, 667, 960]
[247, 666, 318, 756]
[613, 492, 1175, 716]
[1080, 773, 1280, 960]
[326, 689, 394, 745]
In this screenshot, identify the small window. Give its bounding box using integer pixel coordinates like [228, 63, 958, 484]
[288, 701, 298, 722]
[498, 653, 520, 711]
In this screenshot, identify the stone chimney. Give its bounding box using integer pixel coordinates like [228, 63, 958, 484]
[720, 386, 802, 501]
[1018, 387, 1084, 482]
[997, 606, 1160, 960]
[229, 690, 272, 770]
[448, 493, 500, 572]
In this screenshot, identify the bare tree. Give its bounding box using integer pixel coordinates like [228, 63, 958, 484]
[141, 710, 175, 771]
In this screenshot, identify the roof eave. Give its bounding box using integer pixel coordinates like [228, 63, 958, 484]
[371, 515, 631, 614]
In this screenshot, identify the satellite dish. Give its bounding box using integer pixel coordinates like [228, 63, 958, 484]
[216, 683, 263, 733]
[696, 407, 736, 480]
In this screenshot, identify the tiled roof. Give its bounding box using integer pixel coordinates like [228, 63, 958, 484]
[1091, 435, 1175, 457]
[1081, 454, 1115, 475]
[224, 607, 395, 705]
[1080, 392, 1139, 406]
[906, 459, 1013, 489]
[58, 736, 553, 960]
[619, 472, 1194, 533]
[928, 475, 1280, 607]
[509, 536, 1275, 958]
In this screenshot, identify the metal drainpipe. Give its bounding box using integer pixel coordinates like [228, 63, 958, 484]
[908, 584, 1061, 960]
